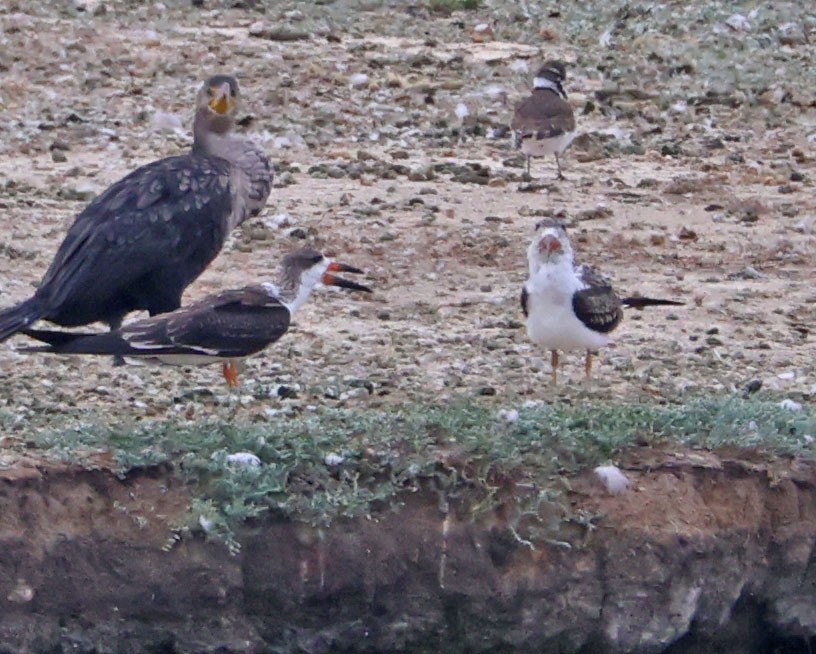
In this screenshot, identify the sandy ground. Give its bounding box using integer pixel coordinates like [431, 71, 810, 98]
[0, 2, 814, 429]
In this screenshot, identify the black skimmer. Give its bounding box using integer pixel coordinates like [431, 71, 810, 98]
[521, 219, 683, 384]
[0, 74, 273, 350]
[19, 249, 371, 388]
[511, 61, 576, 180]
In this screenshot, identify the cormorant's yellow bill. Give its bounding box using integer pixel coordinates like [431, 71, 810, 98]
[208, 83, 234, 114]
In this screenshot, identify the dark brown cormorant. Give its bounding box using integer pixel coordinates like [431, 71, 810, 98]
[0, 74, 273, 344]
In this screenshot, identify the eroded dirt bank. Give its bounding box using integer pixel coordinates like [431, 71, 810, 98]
[2, 449, 816, 654]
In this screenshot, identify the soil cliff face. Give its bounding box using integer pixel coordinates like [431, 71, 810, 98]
[1, 448, 816, 654]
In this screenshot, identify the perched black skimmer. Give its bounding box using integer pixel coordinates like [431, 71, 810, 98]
[19, 249, 371, 388]
[0, 74, 272, 348]
[521, 219, 683, 384]
[511, 61, 576, 180]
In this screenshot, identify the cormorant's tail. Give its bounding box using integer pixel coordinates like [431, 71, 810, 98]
[0, 297, 44, 342]
[622, 297, 684, 310]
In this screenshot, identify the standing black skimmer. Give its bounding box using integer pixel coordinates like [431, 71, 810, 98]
[511, 61, 576, 180]
[521, 219, 683, 384]
[19, 249, 371, 388]
[0, 74, 273, 351]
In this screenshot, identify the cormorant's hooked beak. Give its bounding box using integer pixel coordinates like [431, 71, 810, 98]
[208, 82, 235, 115]
[322, 262, 373, 293]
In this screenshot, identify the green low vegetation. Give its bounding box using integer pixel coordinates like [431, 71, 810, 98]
[21, 395, 816, 549]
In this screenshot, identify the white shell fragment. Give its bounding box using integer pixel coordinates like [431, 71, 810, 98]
[725, 13, 752, 31]
[779, 399, 803, 412]
[496, 408, 519, 423]
[594, 465, 630, 494]
[349, 73, 370, 89]
[150, 110, 184, 132]
[225, 452, 262, 467]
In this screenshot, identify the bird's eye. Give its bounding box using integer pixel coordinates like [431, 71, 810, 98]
[311, 254, 324, 264]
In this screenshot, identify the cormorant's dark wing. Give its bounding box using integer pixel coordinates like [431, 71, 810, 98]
[243, 147, 274, 217]
[37, 154, 233, 323]
[572, 265, 623, 334]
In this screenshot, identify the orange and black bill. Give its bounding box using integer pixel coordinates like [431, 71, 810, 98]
[322, 262, 373, 293]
